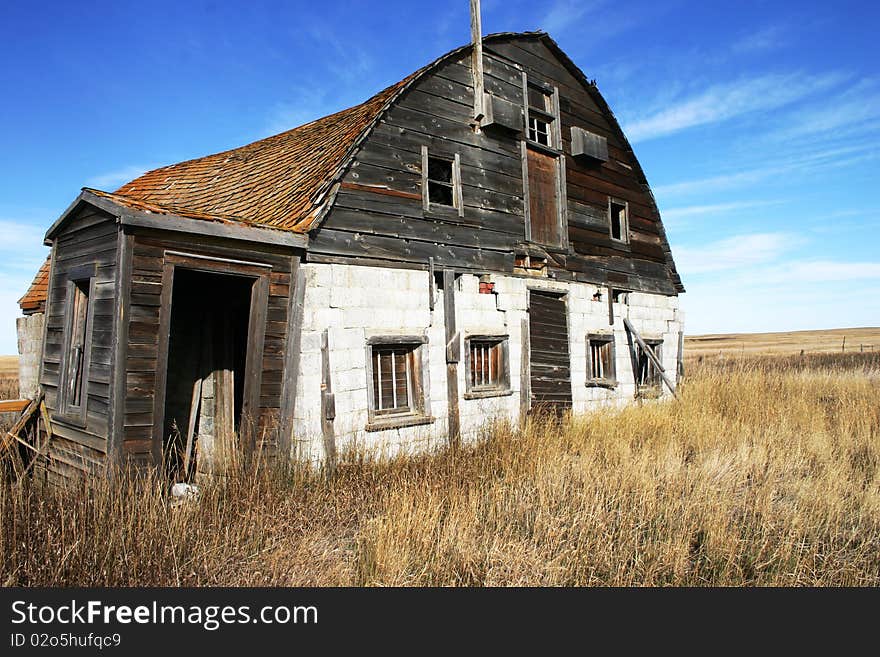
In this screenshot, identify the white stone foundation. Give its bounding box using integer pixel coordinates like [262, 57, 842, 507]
[16, 313, 44, 399]
[292, 263, 683, 463]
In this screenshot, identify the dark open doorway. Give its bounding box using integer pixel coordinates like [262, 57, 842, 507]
[162, 268, 253, 480]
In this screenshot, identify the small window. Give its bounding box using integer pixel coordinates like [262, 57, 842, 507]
[421, 146, 462, 215]
[61, 278, 93, 419]
[465, 336, 510, 398]
[526, 84, 555, 148]
[587, 334, 616, 385]
[372, 344, 418, 416]
[609, 198, 629, 243]
[636, 340, 663, 389]
[366, 337, 433, 431]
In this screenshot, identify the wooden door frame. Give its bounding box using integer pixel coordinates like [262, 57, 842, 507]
[152, 251, 271, 467]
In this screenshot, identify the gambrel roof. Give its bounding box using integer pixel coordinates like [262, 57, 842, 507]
[21, 31, 683, 313]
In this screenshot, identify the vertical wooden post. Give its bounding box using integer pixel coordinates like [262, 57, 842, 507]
[443, 270, 461, 447]
[428, 257, 435, 312]
[520, 316, 531, 426]
[607, 286, 614, 325]
[279, 261, 305, 461]
[677, 330, 685, 380]
[320, 328, 337, 473]
[470, 0, 485, 122]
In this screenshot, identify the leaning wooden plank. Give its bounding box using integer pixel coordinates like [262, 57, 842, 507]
[2, 395, 42, 453]
[0, 400, 30, 413]
[182, 376, 203, 481]
[623, 318, 678, 399]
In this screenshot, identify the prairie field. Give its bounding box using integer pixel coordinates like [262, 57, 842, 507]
[686, 326, 880, 358]
[1, 348, 879, 586]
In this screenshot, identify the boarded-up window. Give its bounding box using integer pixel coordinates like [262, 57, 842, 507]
[527, 147, 561, 246]
[587, 334, 615, 384]
[636, 340, 663, 389]
[371, 344, 418, 416]
[61, 278, 92, 418]
[466, 336, 509, 396]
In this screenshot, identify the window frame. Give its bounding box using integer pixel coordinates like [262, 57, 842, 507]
[524, 81, 561, 152]
[364, 334, 434, 431]
[587, 332, 616, 388]
[635, 338, 664, 392]
[421, 146, 463, 217]
[463, 334, 512, 400]
[608, 197, 630, 244]
[58, 273, 96, 425]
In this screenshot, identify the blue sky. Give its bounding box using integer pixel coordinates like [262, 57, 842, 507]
[1, 0, 878, 353]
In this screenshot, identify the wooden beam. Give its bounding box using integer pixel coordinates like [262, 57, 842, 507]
[279, 261, 305, 460]
[117, 209, 308, 249]
[607, 286, 614, 325]
[428, 257, 435, 312]
[320, 329, 337, 472]
[470, 0, 485, 121]
[443, 270, 461, 447]
[623, 318, 678, 399]
[0, 400, 30, 413]
[520, 316, 531, 425]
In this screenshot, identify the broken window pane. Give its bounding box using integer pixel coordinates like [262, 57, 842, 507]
[427, 155, 456, 207]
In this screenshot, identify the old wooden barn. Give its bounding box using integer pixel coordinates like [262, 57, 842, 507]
[16, 30, 684, 484]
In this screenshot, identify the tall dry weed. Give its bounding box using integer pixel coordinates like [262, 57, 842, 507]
[2, 355, 878, 586]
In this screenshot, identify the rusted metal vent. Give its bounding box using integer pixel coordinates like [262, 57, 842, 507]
[571, 126, 608, 162]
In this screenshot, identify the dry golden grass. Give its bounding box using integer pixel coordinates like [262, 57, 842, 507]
[0, 373, 19, 434]
[2, 352, 878, 586]
[0, 356, 18, 378]
[686, 326, 880, 358]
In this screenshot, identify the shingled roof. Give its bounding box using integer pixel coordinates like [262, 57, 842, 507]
[111, 76, 415, 232]
[19, 256, 51, 315]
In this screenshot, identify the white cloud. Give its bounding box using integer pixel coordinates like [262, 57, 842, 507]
[771, 78, 880, 142]
[661, 200, 783, 228]
[623, 71, 847, 143]
[675, 232, 798, 274]
[732, 25, 789, 54]
[654, 143, 877, 199]
[540, 0, 605, 35]
[86, 165, 155, 190]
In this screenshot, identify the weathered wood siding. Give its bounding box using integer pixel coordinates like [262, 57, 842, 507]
[40, 206, 119, 483]
[310, 34, 681, 296]
[118, 230, 296, 469]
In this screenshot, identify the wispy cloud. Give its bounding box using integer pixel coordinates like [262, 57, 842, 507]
[661, 200, 784, 228]
[624, 71, 847, 143]
[732, 25, 789, 54]
[770, 78, 880, 142]
[86, 165, 155, 190]
[540, 0, 606, 35]
[654, 143, 878, 199]
[675, 232, 800, 274]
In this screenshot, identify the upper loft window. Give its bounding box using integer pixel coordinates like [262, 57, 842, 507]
[60, 277, 93, 422]
[525, 82, 558, 149]
[421, 146, 463, 216]
[609, 198, 629, 243]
